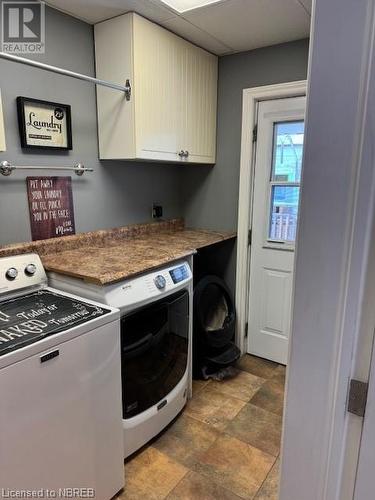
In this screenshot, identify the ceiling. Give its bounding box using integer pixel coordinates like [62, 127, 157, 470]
[45, 0, 311, 56]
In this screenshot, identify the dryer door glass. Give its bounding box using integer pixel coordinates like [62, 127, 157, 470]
[120, 290, 189, 419]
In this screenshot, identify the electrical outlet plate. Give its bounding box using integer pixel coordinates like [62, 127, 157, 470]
[0, 89, 6, 152]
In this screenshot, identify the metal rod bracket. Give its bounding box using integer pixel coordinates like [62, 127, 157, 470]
[0, 161, 14, 176]
[125, 79, 131, 101]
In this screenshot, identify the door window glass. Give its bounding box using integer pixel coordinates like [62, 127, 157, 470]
[270, 186, 300, 242]
[268, 121, 304, 243]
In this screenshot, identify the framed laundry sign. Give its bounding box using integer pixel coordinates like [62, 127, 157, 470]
[26, 176, 76, 240]
[17, 97, 72, 150]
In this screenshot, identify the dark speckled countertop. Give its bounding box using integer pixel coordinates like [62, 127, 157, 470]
[0, 219, 236, 285]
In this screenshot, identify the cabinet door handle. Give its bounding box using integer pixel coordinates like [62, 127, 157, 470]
[184, 150, 189, 158]
[178, 150, 185, 158]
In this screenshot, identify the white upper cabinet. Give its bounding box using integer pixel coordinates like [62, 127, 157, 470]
[95, 13, 218, 164]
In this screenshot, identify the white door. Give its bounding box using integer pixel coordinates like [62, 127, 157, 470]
[247, 96, 306, 364]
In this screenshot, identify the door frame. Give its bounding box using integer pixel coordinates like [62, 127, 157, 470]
[235, 80, 307, 353]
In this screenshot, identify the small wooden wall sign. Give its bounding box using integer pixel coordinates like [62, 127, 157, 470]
[26, 176, 76, 241]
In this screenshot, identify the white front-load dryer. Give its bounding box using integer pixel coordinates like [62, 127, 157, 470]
[49, 258, 193, 458]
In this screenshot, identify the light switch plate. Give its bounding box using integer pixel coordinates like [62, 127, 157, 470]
[0, 89, 6, 152]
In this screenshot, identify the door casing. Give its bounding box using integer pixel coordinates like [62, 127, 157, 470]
[276, 0, 375, 497]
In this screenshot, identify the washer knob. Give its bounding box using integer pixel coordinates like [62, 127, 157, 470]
[6, 267, 18, 280]
[25, 263, 37, 276]
[154, 275, 166, 290]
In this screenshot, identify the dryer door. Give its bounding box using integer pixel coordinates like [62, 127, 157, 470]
[121, 289, 189, 418]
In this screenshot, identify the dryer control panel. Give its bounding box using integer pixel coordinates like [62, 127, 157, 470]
[105, 260, 192, 312]
[169, 264, 190, 284]
[48, 260, 193, 314]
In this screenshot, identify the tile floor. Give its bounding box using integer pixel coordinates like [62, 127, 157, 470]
[119, 355, 286, 500]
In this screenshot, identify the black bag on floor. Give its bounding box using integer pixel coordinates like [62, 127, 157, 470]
[193, 275, 240, 378]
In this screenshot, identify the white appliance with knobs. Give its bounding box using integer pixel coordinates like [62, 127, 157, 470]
[0, 254, 124, 499]
[49, 259, 193, 458]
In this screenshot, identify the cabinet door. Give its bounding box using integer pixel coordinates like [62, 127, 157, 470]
[183, 44, 218, 163]
[133, 15, 184, 161]
[95, 14, 136, 160]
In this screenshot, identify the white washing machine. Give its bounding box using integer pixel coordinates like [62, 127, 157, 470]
[49, 258, 193, 458]
[0, 254, 124, 499]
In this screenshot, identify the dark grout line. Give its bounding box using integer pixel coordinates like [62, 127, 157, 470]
[163, 467, 190, 500]
[253, 455, 279, 500]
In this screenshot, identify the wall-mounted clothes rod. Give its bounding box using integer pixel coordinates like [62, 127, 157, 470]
[0, 52, 131, 100]
[0, 161, 93, 177]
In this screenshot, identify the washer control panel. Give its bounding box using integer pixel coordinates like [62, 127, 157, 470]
[0, 254, 47, 295]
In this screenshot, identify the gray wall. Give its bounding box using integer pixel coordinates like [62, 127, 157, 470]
[0, 5, 183, 245]
[181, 39, 309, 291]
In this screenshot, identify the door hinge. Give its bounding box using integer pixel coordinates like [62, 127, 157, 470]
[245, 322, 249, 338]
[248, 229, 252, 246]
[252, 124, 258, 143]
[347, 379, 369, 417]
